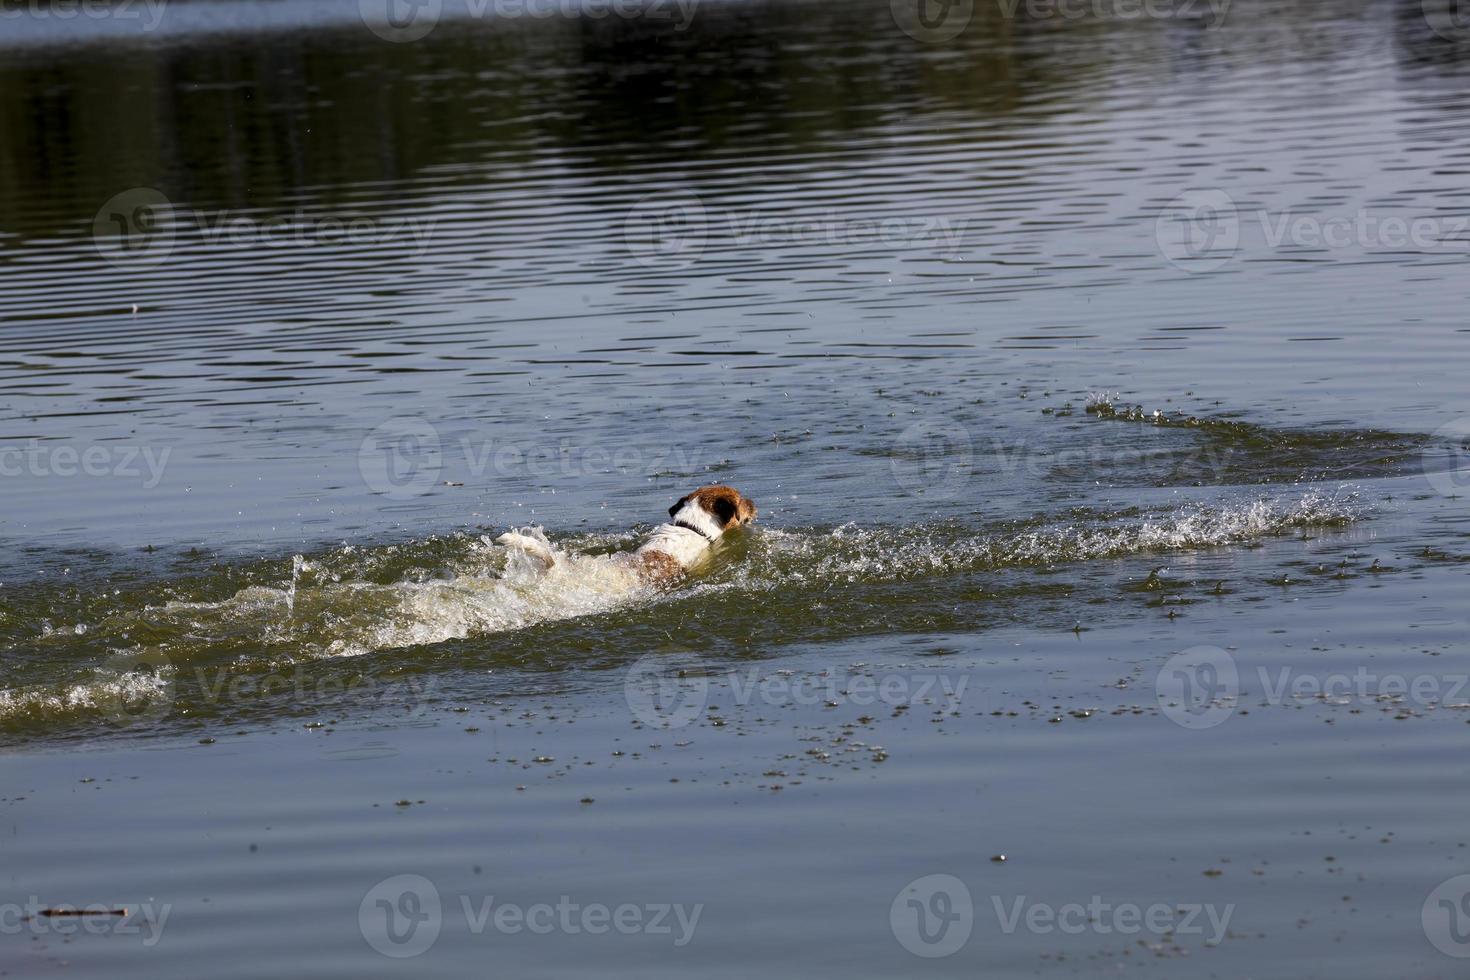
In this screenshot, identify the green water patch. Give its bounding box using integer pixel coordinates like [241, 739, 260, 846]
[1074, 397, 1429, 486]
[0, 490, 1367, 741]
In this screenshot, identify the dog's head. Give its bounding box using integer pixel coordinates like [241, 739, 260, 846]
[669, 485, 757, 534]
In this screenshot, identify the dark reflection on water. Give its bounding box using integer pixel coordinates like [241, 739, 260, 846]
[0, 1, 1038, 225]
[6, 9, 1470, 980]
[1, 0, 1469, 557]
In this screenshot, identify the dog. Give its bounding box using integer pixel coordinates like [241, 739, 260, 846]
[496, 485, 757, 585]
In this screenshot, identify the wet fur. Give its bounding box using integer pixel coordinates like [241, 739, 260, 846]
[628, 548, 687, 585]
[497, 485, 756, 586]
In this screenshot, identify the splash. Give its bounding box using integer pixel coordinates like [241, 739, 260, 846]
[0, 490, 1365, 730]
[149, 530, 651, 660]
[1078, 396, 1425, 484]
[0, 664, 173, 726]
[729, 489, 1362, 587]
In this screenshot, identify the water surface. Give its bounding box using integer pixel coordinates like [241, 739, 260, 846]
[3, 0, 1470, 976]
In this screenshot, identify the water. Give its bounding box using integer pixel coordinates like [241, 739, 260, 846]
[3, 0, 1470, 975]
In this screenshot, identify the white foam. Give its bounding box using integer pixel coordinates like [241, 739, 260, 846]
[731, 490, 1362, 587]
[0, 667, 172, 724]
[0, 490, 1366, 725]
[144, 533, 652, 660]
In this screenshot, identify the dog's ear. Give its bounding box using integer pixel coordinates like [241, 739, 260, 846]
[708, 494, 738, 527]
[668, 495, 689, 519]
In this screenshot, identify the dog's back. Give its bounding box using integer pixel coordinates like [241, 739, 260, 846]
[498, 485, 757, 587]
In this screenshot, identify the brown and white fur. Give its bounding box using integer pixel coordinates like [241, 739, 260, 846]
[496, 485, 756, 586]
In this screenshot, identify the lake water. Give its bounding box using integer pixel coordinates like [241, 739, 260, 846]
[3, 0, 1470, 975]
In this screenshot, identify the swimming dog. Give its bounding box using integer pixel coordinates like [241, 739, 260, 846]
[496, 485, 757, 584]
